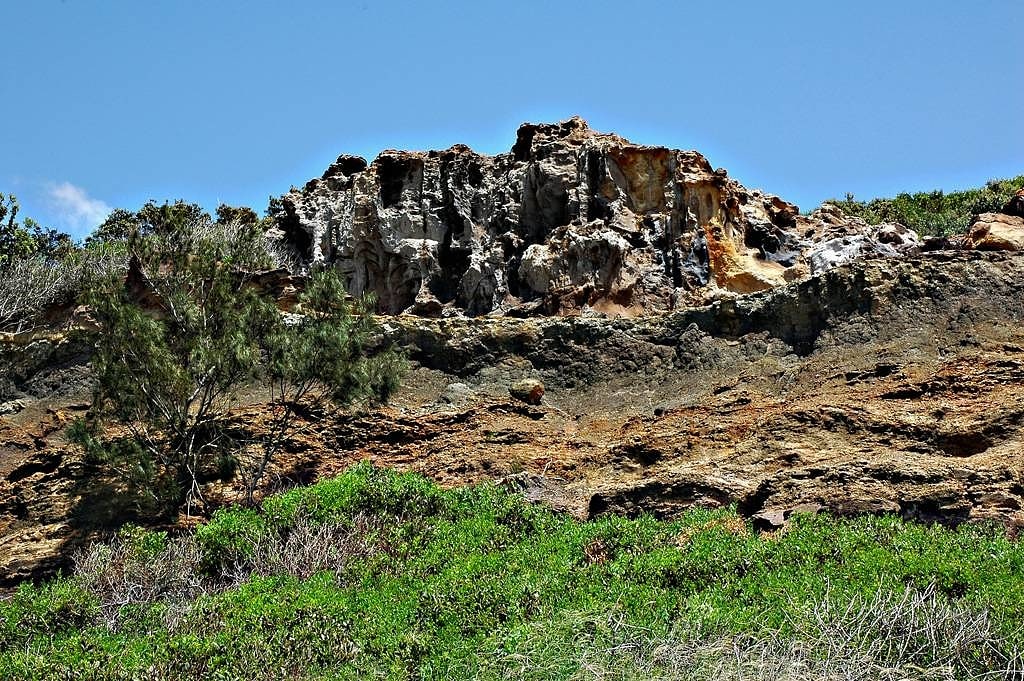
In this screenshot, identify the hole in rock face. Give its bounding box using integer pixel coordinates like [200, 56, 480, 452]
[376, 156, 413, 209]
[670, 250, 684, 288]
[277, 199, 313, 261]
[586, 149, 613, 220]
[937, 433, 992, 457]
[372, 263, 418, 313]
[512, 125, 538, 161]
[679, 232, 710, 288]
[506, 261, 524, 299]
[745, 222, 781, 254]
[538, 181, 569, 231]
[744, 222, 803, 267]
[355, 248, 419, 313]
[519, 168, 571, 244]
[429, 228, 471, 304]
[466, 161, 484, 187]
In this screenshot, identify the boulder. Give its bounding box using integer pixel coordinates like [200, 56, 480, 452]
[751, 503, 824, 532]
[438, 382, 476, 406]
[509, 378, 544, 405]
[0, 399, 26, 415]
[964, 212, 1024, 251]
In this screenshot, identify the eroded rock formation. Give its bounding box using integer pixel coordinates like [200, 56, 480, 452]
[5, 250, 1024, 584]
[277, 117, 859, 316]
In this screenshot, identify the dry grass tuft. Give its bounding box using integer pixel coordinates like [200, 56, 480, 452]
[73, 531, 208, 632]
[225, 511, 386, 583]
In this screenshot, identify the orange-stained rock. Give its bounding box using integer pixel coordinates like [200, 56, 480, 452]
[509, 378, 544, 405]
[964, 212, 1024, 251]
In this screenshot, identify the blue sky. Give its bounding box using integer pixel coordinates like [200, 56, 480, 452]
[3, 1, 1021, 240]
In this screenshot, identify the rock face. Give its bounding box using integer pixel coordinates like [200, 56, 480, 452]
[278, 117, 826, 316]
[796, 204, 922, 274]
[341, 251, 1024, 530]
[5, 250, 1024, 585]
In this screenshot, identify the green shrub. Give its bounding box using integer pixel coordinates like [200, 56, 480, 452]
[828, 175, 1024, 237]
[195, 506, 270, 571]
[0, 581, 98, 649]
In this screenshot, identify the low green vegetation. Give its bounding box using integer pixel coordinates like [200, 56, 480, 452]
[2, 464, 1022, 680]
[827, 175, 1024, 237]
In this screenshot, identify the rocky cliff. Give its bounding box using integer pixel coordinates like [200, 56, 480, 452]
[278, 117, 918, 316]
[2, 120, 1022, 586]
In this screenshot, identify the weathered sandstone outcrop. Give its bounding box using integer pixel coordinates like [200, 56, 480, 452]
[278, 117, 876, 316]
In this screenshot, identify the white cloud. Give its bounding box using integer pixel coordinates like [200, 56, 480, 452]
[46, 182, 112, 233]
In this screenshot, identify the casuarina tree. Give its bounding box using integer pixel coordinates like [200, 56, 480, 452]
[74, 212, 404, 515]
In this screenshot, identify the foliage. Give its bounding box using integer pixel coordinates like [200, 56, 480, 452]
[0, 237, 124, 334]
[215, 203, 260, 227]
[0, 193, 75, 266]
[0, 256, 73, 333]
[87, 199, 300, 271]
[2, 465, 1023, 679]
[88, 200, 262, 242]
[828, 175, 1024, 237]
[85, 199, 212, 246]
[0, 193, 123, 333]
[75, 214, 404, 515]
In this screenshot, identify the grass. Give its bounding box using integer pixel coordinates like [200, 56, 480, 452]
[826, 175, 1024, 237]
[2, 463, 1023, 679]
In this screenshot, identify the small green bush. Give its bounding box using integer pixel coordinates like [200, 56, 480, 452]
[195, 506, 270, 571]
[0, 581, 98, 649]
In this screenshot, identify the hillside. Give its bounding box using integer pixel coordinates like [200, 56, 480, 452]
[1, 118, 1024, 678]
[3, 466, 1024, 679]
